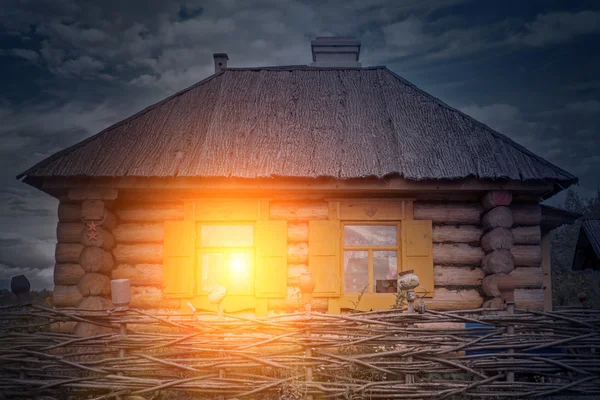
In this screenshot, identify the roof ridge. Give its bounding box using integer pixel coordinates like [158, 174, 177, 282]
[382, 67, 577, 183]
[226, 65, 386, 71]
[16, 69, 227, 179]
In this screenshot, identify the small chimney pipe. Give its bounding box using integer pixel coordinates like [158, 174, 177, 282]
[213, 53, 229, 73]
[311, 37, 361, 68]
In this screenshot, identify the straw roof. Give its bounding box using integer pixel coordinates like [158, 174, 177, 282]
[19, 66, 577, 193]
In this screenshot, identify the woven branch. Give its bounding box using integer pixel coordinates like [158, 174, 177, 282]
[1, 305, 599, 399]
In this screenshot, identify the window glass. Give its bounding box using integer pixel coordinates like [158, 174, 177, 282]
[200, 253, 223, 292]
[344, 225, 397, 246]
[373, 251, 398, 293]
[201, 225, 254, 247]
[228, 252, 253, 293]
[344, 251, 368, 293]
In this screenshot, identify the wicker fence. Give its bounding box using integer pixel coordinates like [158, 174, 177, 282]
[1, 304, 599, 399]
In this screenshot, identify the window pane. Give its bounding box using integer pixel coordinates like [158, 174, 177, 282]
[344, 225, 397, 246]
[201, 225, 254, 247]
[200, 252, 223, 292]
[228, 252, 253, 293]
[373, 251, 398, 293]
[344, 251, 368, 293]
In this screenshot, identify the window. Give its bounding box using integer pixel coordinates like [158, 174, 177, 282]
[196, 224, 255, 295]
[342, 224, 400, 294]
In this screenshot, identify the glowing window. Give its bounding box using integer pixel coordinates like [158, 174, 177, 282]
[197, 225, 254, 296]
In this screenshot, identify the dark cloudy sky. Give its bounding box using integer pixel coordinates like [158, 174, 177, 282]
[1, 0, 599, 289]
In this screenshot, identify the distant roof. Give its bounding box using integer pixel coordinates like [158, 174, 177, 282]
[573, 218, 600, 271]
[582, 219, 600, 257]
[18, 66, 577, 194]
[541, 205, 582, 232]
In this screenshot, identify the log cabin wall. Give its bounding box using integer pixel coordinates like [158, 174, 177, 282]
[52, 199, 118, 334]
[412, 196, 544, 311]
[475, 191, 544, 311]
[52, 193, 545, 331]
[510, 204, 544, 310]
[413, 201, 485, 310]
[112, 202, 183, 310]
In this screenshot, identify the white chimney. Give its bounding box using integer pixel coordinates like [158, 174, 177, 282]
[213, 53, 229, 73]
[311, 37, 361, 68]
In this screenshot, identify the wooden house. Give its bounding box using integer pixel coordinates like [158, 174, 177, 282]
[18, 37, 577, 325]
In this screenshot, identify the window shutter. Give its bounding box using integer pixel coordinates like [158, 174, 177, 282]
[163, 220, 195, 297]
[255, 220, 287, 298]
[402, 220, 434, 296]
[309, 220, 340, 297]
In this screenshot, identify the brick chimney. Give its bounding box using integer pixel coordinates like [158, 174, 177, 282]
[213, 53, 229, 73]
[311, 37, 361, 68]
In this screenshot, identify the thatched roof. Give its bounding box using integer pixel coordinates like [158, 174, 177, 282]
[18, 66, 576, 192]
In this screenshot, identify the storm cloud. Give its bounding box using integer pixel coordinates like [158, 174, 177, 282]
[1, 0, 598, 288]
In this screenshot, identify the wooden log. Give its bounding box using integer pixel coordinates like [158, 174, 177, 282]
[425, 288, 484, 311]
[433, 266, 484, 287]
[287, 222, 309, 242]
[287, 242, 308, 264]
[481, 206, 513, 231]
[57, 222, 86, 243]
[432, 244, 484, 266]
[80, 226, 115, 250]
[81, 200, 105, 221]
[78, 296, 110, 310]
[287, 263, 309, 286]
[414, 202, 483, 224]
[54, 263, 85, 285]
[510, 267, 543, 288]
[511, 204, 542, 226]
[112, 264, 163, 286]
[116, 203, 184, 222]
[482, 297, 504, 310]
[77, 272, 111, 296]
[481, 227, 514, 252]
[55, 243, 84, 263]
[481, 191, 512, 211]
[68, 188, 118, 201]
[515, 288, 544, 311]
[432, 225, 482, 244]
[112, 223, 164, 243]
[129, 286, 180, 309]
[512, 226, 541, 245]
[113, 244, 163, 264]
[270, 202, 328, 221]
[101, 209, 117, 231]
[541, 233, 552, 312]
[79, 200, 118, 231]
[511, 245, 542, 267]
[53, 285, 83, 307]
[49, 321, 77, 334]
[79, 246, 114, 274]
[481, 249, 515, 274]
[58, 203, 81, 222]
[267, 286, 328, 311]
[482, 274, 502, 297]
